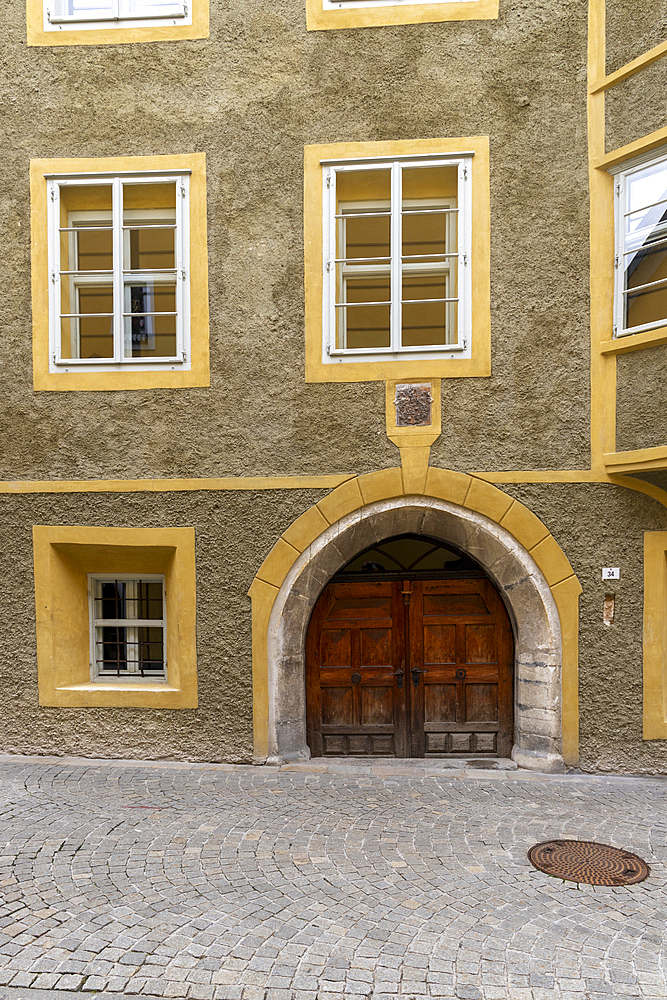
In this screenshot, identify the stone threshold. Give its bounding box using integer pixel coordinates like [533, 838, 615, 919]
[0, 752, 665, 785]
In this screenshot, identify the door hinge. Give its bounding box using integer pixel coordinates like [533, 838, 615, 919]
[463, 338, 468, 350]
[50, 187, 56, 202]
[51, 270, 56, 284]
[180, 184, 186, 198]
[180, 268, 186, 280]
[326, 260, 333, 273]
[462, 252, 468, 266]
[615, 181, 621, 197]
[326, 173, 333, 189]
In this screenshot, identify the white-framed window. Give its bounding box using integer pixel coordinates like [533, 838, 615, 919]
[612, 147, 667, 338]
[88, 575, 167, 682]
[43, 0, 191, 33]
[321, 154, 473, 365]
[47, 171, 191, 372]
[322, 0, 474, 11]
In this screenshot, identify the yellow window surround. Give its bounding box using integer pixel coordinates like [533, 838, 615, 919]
[306, 0, 497, 32]
[31, 153, 209, 392]
[643, 532, 667, 739]
[304, 137, 491, 383]
[27, 0, 208, 45]
[33, 525, 198, 708]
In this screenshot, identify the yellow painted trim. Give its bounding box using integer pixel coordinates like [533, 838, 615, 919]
[30, 154, 209, 391]
[587, 0, 617, 475]
[27, 0, 208, 45]
[0, 474, 354, 495]
[248, 469, 580, 764]
[33, 525, 197, 708]
[643, 532, 667, 739]
[590, 38, 667, 95]
[304, 138, 491, 383]
[305, 0, 497, 31]
[593, 126, 667, 170]
[600, 326, 667, 355]
[604, 446, 667, 473]
[551, 574, 582, 764]
[385, 379, 442, 493]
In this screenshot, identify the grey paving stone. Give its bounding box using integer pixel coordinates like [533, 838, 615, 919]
[0, 757, 665, 1000]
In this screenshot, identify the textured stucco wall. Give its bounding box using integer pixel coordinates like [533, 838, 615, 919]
[1, 0, 590, 480]
[500, 482, 667, 775]
[616, 346, 667, 453]
[0, 488, 327, 763]
[605, 0, 667, 75]
[605, 56, 667, 154]
[2, 481, 667, 773]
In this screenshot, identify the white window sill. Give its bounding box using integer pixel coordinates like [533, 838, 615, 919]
[57, 682, 176, 693]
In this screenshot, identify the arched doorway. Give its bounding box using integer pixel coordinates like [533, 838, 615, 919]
[305, 535, 513, 759]
[260, 495, 569, 773]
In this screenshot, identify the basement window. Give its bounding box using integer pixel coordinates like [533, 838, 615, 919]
[89, 575, 167, 681]
[612, 148, 667, 338]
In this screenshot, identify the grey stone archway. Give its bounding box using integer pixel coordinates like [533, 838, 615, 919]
[266, 497, 565, 773]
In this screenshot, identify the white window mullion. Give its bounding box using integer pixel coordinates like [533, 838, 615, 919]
[113, 177, 124, 363]
[327, 167, 337, 354]
[176, 176, 185, 361]
[49, 181, 61, 364]
[390, 162, 402, 352]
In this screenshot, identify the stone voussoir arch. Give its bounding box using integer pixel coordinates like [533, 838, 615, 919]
[248, 467, 581, 772]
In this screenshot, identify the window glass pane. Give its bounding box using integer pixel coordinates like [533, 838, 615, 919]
[137, 627, 164, 672]
[626, 160, 667, 222]
[125, 228, 175, 271]
[336, 169, 391, 262]
[60, 0, 115, 18]
[60, 313, 114, 360]
[625, 286, 667, 331]
[123, 182, 177, 273]
[122, 0, 184, 14]
[124, 313, 177, 358]
[401, 166, 457, 348]
[137, 581, 164, 620]
[335, 273, 390, 351]
[59, 184, 113, 274]
[402, 300, 456, 348]
[97, 626, 127, 674]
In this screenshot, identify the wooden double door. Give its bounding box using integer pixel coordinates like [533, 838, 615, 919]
[306, 577, 513, 758]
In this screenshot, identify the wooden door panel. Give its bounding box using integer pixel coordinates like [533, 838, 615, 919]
[465, 683, 498, 722]
[424, 683, 456, 723]
[320, 628, 351, 666]
[465, 623, 496, 662]
[423, 624, 456, 664]
[306, 580, 407, 757]
[411, 578, 513, 759]
[361, 686, 394, 725]
[360, 627, 393, 666]
[321, 687, 353, 726]
[423, 592, 490, 617]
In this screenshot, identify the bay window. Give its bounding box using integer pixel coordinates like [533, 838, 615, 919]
[613, 148, 667, 338]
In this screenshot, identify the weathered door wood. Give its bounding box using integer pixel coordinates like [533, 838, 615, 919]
[306, 577, 513, 758]
[305, 581, 408, 757]
[409, 579, 514, 757]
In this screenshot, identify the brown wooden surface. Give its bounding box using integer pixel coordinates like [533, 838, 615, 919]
[306, 576, 513, 758]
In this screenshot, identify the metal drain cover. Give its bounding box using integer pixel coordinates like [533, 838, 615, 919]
[528, 839, 650, 886]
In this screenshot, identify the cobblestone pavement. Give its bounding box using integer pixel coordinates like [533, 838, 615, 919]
[0, 755, 665, 1000]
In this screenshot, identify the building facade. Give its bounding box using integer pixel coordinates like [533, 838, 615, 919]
[2, 0, 667, 773]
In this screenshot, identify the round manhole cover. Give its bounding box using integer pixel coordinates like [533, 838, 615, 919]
[528, 840, 650, 886]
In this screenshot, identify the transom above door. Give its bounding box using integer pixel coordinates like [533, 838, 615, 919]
[305, 536, 514, 759]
